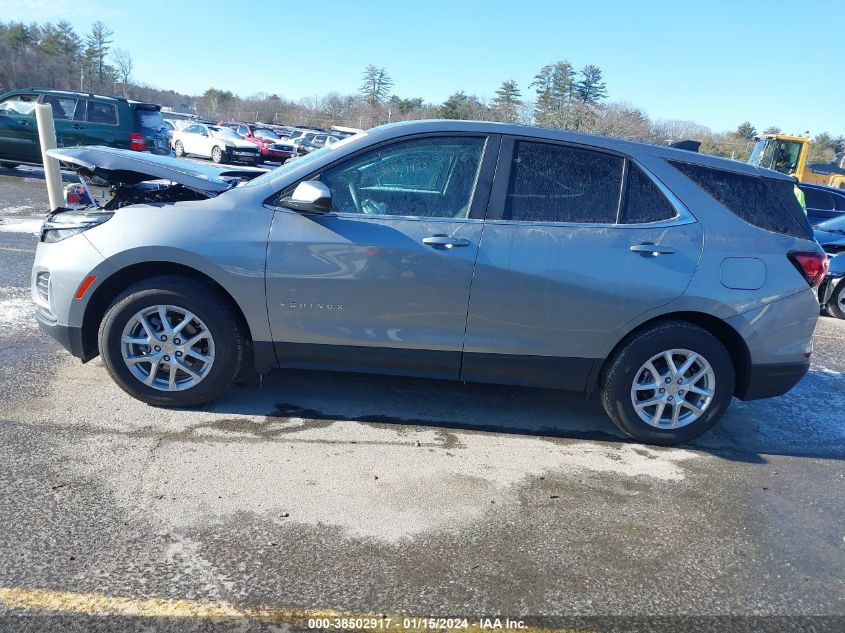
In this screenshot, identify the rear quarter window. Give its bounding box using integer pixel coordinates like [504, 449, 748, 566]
[668, 160, 813, 240]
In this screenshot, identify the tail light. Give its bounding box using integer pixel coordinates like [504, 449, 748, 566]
[129, 132, 148, 151]
[788, 251, 828, 287]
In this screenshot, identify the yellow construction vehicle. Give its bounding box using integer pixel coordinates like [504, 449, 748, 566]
[747, 133, 845, 189]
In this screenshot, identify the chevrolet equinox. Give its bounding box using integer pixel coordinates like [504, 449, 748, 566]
[31, 120, 826, 444]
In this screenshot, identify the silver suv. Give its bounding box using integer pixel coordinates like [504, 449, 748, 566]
[31, 121, 827, 444]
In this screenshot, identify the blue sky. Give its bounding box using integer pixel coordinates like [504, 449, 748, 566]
[8, 0, 842, 135]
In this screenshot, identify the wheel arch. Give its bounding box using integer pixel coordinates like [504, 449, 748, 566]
[588, 311, 751, 398]
[79, 261, 271, 370]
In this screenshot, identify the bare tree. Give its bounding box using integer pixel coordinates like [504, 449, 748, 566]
[111, 48, 132, 97]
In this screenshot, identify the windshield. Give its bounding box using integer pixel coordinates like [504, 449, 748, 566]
[210, 127, 241, 140]
[748, 138, 802, 174]
[243, 131, 369, 188]
[254, 129, 279, 140]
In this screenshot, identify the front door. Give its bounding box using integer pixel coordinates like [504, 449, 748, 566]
[0, 93, 40, 163]
[462, 137, 703, 390]
[265, 134, 498, 378]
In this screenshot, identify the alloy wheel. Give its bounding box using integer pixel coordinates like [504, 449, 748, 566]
[120, 304, 215, 391]
[630, 349, 715, 429]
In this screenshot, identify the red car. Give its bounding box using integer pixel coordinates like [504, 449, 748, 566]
[217, 121, 294, 163]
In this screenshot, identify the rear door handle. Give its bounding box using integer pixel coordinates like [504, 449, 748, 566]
[630, 242, 675, 256]
[71, 124, 84, 129]
[422, 234, 470, 248]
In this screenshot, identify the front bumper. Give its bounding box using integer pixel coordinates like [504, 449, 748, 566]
[227, 149, 260, 163]
[35, 308, 88, 360]
[735, 360, 810, 400]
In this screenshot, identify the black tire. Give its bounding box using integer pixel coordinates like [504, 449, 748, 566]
[98, 275, 245, 407]
[211, 146, 223, 163]
[827, 280, 845, 319]
[174, 141, 185, 157]
[600, 321, 735, 445]
[0, 161, 20, 169]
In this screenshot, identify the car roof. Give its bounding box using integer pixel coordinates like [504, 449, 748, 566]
[365, 119, 794, 181]
[3, 88, 159, 109]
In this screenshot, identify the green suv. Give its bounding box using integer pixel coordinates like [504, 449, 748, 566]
[0, 88, 171, 167]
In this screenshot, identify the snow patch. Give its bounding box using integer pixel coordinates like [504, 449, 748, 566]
[0, 218, 43, 235]
[0, 205, 36, 215]
[0, 289, 34, 334]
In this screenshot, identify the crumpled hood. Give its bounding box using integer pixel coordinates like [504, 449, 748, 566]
[47, 146, 267, 194]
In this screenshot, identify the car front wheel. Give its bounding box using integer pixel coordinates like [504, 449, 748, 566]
[211, 146, 223, 163]
[600, 321, 734, 445]
[98, 275, 245, 407]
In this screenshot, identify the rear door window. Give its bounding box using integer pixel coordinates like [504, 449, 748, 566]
[41, 95, 77, 120]
[503, 141, 623, 223]
[669, 161, 812, 240]
[87, 101, 117, 125]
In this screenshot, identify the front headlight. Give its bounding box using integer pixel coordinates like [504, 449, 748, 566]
[41, 210, 114, 243]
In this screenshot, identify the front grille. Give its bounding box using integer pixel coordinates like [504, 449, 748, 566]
[36, 271, 50, 304]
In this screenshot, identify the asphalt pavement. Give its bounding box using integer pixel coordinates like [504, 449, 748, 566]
[0, 168, 843, 632]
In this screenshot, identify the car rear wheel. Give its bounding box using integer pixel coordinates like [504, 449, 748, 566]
[827, 281, 845, 319]
[98, 275, 245, 407]
[174, 141, 185, 157]
[600, 321, 734, 445]
[211, 146, 223, 163]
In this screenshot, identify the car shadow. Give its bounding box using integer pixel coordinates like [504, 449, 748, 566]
[198, 365, 845, 464]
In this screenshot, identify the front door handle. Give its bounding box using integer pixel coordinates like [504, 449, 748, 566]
[422, 235, 470, 248]
[630, 242, 675, 256]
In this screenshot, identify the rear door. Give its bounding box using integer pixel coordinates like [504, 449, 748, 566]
[265, 134, 499, 378]
[81, 100, 121, 148]
[462, 137, 703, 390]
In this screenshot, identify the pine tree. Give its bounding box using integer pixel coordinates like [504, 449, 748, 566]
[574, 65, 607, 104]
[359, 64, 393, 109]
[736, 121, 757, 139]
[493, 80, 521, 122]
[85, 21, 113, 84]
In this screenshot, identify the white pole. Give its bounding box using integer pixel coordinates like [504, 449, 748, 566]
[35, 104, 64, 212]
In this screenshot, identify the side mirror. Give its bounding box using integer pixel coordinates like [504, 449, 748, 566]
[279, 180, 332, 214]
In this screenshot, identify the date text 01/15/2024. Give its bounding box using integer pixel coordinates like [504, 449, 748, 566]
[306, 617, 527, 630]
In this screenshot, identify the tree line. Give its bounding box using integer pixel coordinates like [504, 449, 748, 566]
[1, 19, 841, 165]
